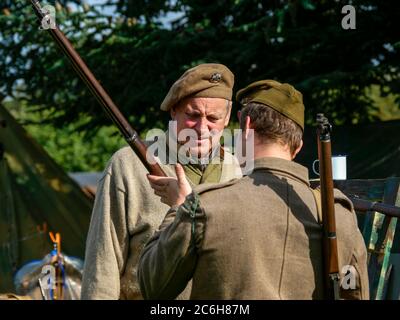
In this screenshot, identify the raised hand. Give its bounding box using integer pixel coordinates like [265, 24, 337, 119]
[147, 164, 192, 207]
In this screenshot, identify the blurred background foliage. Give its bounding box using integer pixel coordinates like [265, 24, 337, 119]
[3, 99, 126, 172]
[0, 0, 399, 171]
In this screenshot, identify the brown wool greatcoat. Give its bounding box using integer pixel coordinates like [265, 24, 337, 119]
[138, 157, 369, 300]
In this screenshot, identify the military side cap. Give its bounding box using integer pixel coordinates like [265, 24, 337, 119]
[236, 80, 305, 130]
[160, 63, 234, 111]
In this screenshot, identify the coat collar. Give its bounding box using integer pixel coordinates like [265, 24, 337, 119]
[164, 129, 224, 167]
[250, 157, 310, 186]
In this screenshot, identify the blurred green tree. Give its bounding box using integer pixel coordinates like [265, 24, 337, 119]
[1, 0, 399, 133]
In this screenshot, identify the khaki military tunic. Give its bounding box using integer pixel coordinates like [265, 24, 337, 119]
[138, 157, 369, 300]
[80, 145, 241, 300]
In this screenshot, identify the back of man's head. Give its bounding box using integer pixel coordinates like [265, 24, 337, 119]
[236, 80, 304, 155]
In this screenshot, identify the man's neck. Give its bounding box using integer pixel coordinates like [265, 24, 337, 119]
[253, 142, 293, 161]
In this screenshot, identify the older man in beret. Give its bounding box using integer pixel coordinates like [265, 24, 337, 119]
[139, 79, 369, 300]
[81, 63, 242, 300]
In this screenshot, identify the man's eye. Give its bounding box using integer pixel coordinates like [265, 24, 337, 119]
[208, 116, 219, 122]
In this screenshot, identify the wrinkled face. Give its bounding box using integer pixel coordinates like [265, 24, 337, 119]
[171, 97, 231, 158]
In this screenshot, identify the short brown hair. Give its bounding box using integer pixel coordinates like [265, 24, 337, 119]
[240, 102, 303, 155]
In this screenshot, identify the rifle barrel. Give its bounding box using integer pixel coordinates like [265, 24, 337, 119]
[350, 197, 400, 218]
[30, 0, 166, 177]
[316, 114, 341, 300]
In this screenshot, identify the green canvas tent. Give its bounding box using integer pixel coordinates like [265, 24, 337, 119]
[0, 104, 93, 292]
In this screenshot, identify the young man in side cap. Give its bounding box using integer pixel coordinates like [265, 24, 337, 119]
[81, 63, 242, 300]
[139, 80, 369, 300]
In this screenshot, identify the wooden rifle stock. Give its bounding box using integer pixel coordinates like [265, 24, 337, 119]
[30, 0, 166, 177]
[316, 114, 341, 300]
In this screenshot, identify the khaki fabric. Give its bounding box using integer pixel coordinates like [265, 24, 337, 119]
[160, 63, 234, 111]
[183, 162, 222, 186]
[236, 80, 305, 130]
[81, 145, 242, 300]
[138, 157, 369, 300]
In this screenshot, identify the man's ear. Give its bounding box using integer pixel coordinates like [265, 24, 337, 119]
[238, 112, 251, 139]
[224, 101, 232, 126]
[244, 115, 251, 140]
[292, 139, 304, 160]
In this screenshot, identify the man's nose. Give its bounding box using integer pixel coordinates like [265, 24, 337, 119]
[194, 117, 210, 137]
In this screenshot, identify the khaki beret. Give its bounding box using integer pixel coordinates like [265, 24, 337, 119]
[236, 79, 305, 130]
[160, 63, 234, 111]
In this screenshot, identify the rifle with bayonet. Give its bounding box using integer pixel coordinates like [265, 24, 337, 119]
[30, 0, 166, 177]
[316, 113, 341, 300]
